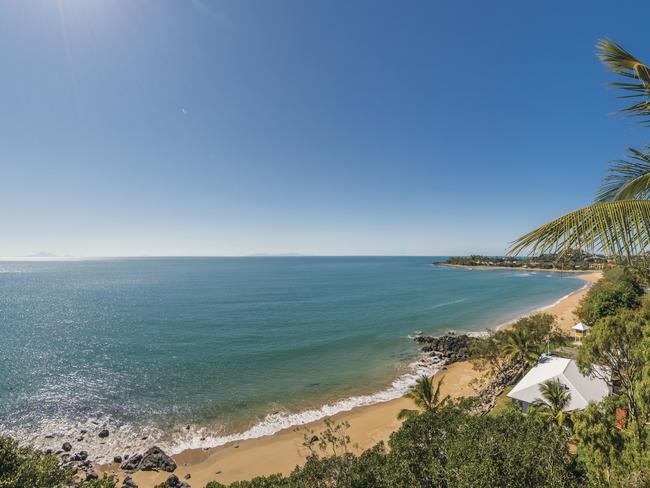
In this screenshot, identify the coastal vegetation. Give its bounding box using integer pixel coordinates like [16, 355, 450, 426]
[575, 267, 644, 324]
[440, 250, 609, 270]
[396, 375, 449, 420]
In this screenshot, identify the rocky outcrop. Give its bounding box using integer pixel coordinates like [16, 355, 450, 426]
[413, 333, 476, 364]
[120, 446, 177, 473]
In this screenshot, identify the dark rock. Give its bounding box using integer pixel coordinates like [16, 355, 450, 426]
[120, 446, 176, 473]
[98, 429, 109, 438]
[413, 333, 476, 364]
[185, 425, 190, 430]
[114, 455, 123, 463]
[122, 476, 138, 488]
[45, 434, 54, 439]
[45, 449, 53, 454]
[80, 429, 88, 434]
[307, 435, 319, 445]
[62, 442, 72, 452]
[77, 437, 84, 442]
[86, 470, 98, 481]
[121, 454, 142, 472]
[159, 474, 191, 488]
[79, 450, 89, 461]
[184, 473, 191, 480]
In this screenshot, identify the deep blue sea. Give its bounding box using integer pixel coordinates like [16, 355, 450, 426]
[0, 257, 584, 460]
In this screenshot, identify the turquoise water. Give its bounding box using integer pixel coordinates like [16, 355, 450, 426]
[0, 257, 583, 459]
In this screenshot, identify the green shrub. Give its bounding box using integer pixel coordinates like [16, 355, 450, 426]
[0, 436, 72, 488]
[577, 268, 643, 324]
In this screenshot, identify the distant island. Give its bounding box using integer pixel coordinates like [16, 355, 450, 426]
[434, 250, 612, 271]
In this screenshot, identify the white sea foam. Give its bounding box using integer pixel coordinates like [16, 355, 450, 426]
[161, 354, 444, 456]
[1, 352, 444, 463]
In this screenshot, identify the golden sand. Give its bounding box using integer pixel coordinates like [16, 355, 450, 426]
[102, 271, 600, 487]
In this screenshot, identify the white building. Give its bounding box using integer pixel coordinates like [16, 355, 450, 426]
[507, 355, 609, 413]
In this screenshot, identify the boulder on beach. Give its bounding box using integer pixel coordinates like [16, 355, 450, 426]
[98, 429, 109, 438]
[120, 446, 177, 473]
[159, 474, 191, 488]
[122, 476, 139, 488]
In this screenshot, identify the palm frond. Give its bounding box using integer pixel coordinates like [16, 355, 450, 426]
[596, 147, 650, 201]
[508, 200, 650, 259]
[596, 39, 650, 123]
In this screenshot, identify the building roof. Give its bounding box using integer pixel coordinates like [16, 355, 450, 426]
[507, 355, 609, 411]
[572, 322, 590, 332]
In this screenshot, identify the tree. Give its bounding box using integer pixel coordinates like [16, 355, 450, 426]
[509, 40, 650, 261]
[532, 379, 571, 429]
[576, 269, 644, 324]
[572, 396, 650, 487]
[510, 313, 561, 346]
[397, 375, 449, 420]
[500, 328, 540, 373]
[0, 436, 73, 488]
[577, 309, 647, 430]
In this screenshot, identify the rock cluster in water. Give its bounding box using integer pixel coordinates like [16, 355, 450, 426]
[413, 333, 476, 364]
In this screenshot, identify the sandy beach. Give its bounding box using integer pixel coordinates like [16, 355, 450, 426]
[103, 271, 601, 487]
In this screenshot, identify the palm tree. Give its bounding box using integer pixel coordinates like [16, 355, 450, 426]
[533, 379, 571, 428]
[398, 375, 450, 420]
[509, 40, 650, 261]
[500, 328, 540, 372]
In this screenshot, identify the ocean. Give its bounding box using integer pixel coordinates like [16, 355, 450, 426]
[0, 257, 584, 460]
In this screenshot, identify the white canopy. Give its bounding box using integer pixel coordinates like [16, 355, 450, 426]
[572, 322, 590, 332]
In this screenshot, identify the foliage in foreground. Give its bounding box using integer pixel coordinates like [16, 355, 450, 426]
[207, 404, 577, 488]
[0, 436, 72, 488]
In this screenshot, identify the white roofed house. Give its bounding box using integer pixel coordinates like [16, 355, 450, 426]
[507, 355, 610, 413]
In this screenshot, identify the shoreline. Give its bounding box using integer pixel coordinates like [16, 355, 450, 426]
[102, 270, 600, 487]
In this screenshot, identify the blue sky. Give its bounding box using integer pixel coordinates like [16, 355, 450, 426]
[1, 0, 649, 257]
